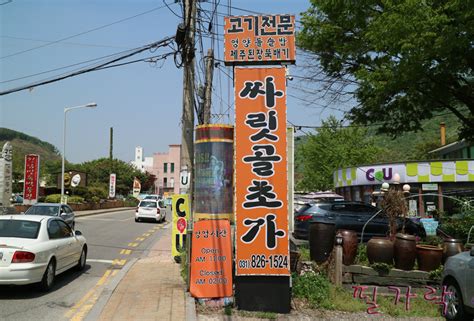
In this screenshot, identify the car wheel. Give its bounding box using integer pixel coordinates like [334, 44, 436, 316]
[39, 259, 55, 292]
[76, 247, 87, 271]
[444, 279, 468, 321]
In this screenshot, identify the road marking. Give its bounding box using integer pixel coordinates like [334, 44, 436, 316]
[135, 237, 145, 241]
[128, 242, 138, 247]
[86, 259, 114, 264]
[143, 233, 151, 237]
[112, 259, 127, 266]
[148, 229, 155, 233]
[65, 269, 113, 319]
[120, 249, 132, 255]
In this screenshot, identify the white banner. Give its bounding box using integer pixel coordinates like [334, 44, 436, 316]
[109, 173, 116, 198]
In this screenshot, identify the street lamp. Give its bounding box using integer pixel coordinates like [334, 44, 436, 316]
[61, 102, 97, 203]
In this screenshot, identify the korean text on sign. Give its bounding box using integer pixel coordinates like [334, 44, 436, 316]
[235, 67, 289, 276]
[23, 154, 40, 204]
[224, 15, 296, 65]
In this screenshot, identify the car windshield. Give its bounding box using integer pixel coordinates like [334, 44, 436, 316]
[0, 220, 40, 239]
[139, 201, 157, 208]
[25, 205, 59, 216]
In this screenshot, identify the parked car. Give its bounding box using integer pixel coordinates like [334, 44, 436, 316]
[143, 194, 160, 201]
[135, 199, 166, 223]
[293, 201, 425, 242]
[442, 245, 474, 321]
[0, 215, 87, 291]
[24, 203, 76, 229]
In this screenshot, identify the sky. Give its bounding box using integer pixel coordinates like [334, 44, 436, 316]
[0, 0, 347, 164]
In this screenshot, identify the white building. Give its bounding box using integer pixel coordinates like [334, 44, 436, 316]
[131, 146, 153, 173]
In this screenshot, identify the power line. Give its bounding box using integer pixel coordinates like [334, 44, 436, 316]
[0, 4, 171, 60]
[0, 36, 175, 96]
[1, 35, 131, 50]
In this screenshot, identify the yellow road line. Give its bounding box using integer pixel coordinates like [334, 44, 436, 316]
[128, 242, 138, 247]
[142, 233, 151, 237]
[65, 269, 112, 318]
[120, 249, 132, 255]
[135, 237, 145, 241]
[112, 259, 126, 266]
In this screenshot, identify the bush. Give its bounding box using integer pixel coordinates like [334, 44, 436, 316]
[355, 244, 368, 265]
[86, 186, 108, 200]
[68, 196, 84, 204]
[91, 196, 100, 203]
[292, 272, 332, 309]
[45, 194, 61, 203]
[124, 196, 139, 207]
[439, 211, 474, 243]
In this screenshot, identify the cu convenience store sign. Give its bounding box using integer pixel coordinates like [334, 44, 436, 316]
[234, 67, 289, 276]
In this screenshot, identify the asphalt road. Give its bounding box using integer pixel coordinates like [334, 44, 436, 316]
[0, 209, 170, 321]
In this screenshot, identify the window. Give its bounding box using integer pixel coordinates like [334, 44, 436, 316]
[56, 220, 73, 238]
[48, 220, 72, 239]
[0, 220, 40, 239]
[170, 178, 175, 188]
[170, 163, 175, 173]
[163, 177, 168, 187]
[163, 163, 168, 173]
[158, 200, 165, 208]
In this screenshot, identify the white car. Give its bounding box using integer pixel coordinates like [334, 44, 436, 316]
[0, 215, 87, 291]
[135, 199, 166, 223]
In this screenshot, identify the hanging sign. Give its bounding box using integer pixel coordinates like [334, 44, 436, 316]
[23, 154, 40, 205]
[190, 219, 233, 298]
[224, 15, 296, 65]
[109, 173, 116, 198]
[171, 194, 190, 259]
[234, 67, 289, 276]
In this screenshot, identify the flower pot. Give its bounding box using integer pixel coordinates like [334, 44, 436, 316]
[416, 245, 443, 272]
[442, 239, 464, 263]
[309, 222, 336, 263]
[394, 233, 416, 270]
[337, 229, 358, 265]
[367, 237, 393, 265]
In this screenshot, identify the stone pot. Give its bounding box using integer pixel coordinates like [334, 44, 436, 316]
[337, 229, 358, 265]
[367, 237, 394, 265]
[442, 238, 464, 263]
[394, 233, 417, 270]
[416, 245, 443, 272]
[309, 222, 336, 263]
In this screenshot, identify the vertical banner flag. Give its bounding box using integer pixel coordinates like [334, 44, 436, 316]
[109, 173, 116, 198]
[190, 219, 233, 298]
[234, 67, 289, 275]
[23, 154, 40, 205]
[132, 177, 141, 198]
[172, 194, 190, 259]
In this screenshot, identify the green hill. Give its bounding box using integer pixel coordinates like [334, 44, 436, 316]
[0, 128, 61, 192]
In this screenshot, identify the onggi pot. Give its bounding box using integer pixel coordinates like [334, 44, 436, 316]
[394, 233, 417, 270]
[367, 237, 394, 265]
[337, 229, 358, 265]
[416, 245, 443, 272]
[442, 239, 464, 263]
[309, 222, 336, 263]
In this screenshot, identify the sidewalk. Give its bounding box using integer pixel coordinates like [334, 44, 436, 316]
[93, 222, 196, 321]
[75, 207, 135, 217]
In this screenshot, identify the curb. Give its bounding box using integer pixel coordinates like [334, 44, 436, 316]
[75, 207, 135, 218]
[84, 257, 139, 321]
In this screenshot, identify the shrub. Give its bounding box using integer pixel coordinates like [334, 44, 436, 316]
[292, 272, 332, 309]
[68, 196, 84, 204]
[86, 186, 108, 200]
[439, 211, 474, 243]
[45, 194, 61, 203]
[91, 196, 100, 203]
[355, 244, 368, 265]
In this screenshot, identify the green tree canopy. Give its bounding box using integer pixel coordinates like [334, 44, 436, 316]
[76, 158, 155, 196]
[296, 116, 384, 191]
[298, 0, 473, 139]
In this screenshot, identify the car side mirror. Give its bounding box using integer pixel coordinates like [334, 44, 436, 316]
[75, 230, 82, 236]
[60, 213, 67, 217]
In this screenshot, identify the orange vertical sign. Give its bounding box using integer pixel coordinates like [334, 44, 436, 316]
[234, 67, 289, 276]
[190, 220, 233, 298]
[224, 15, 296, 65]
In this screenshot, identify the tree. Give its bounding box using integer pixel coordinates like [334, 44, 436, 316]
[298, 0, 474, 139]
[76, 158, 153, 196]
[296, 116, 384, 191]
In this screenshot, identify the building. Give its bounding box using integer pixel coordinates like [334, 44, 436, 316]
[147, 144, 181, 196]
[131, 146, 153, 173]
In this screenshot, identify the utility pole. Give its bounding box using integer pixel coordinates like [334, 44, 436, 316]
[180, 0, 196, 202]
[109, 127, 113, 161]
[203, 48, 214, 124]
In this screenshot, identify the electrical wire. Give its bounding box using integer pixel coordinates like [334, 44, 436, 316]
[0, 36, 175, 96]
[0, 4, 171, 60]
